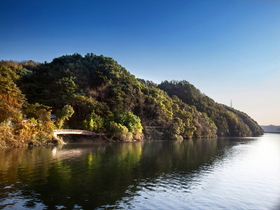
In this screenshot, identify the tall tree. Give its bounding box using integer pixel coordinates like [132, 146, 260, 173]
[55, 105, 75, 129]
[0, 65, 24, 123]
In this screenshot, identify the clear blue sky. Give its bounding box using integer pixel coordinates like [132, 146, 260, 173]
[1, 0, 280, 125]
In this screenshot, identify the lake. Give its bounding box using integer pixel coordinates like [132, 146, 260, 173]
[0, 134, 280, 209]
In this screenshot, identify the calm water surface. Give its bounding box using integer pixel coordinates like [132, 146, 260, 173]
[0, 134, 280, 209]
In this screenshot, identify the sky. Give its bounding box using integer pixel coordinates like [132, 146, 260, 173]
[1, 0, 280, 125]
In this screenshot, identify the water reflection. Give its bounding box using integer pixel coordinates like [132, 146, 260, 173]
[1, 136, 274, 209]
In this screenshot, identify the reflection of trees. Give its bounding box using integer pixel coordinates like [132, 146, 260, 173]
[138, 139, 219, 177]
[31, 142, 144, 209]
[0, 139, 242, 209]
[0, 143, 143, 209]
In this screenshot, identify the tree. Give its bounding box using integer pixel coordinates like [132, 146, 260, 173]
[113, 111, 143, 140]
[107, 122, 133, 141]
[0, 65, 24, 123]
[55, 105, 74, 129]
[83, 111, 104, 132]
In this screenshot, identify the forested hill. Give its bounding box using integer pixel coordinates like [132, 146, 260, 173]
[158, 80, 263, 137]
[0, 53, 263, 144]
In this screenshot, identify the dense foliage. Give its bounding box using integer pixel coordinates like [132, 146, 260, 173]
[0, 62, 58, 147]
[0, 53, 263, 146]
[158, 80, 263, 137]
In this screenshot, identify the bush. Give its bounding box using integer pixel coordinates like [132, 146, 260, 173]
[107, 122, 133, 141]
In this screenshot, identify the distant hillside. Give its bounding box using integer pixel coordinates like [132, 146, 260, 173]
[261, 125, 280, 133]
[0, 53, 263, 143]
[158, 80, 263, 137]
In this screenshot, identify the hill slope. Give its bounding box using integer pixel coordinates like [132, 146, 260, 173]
[1, 53, 263, 142]
[158, 80, 263, 137]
